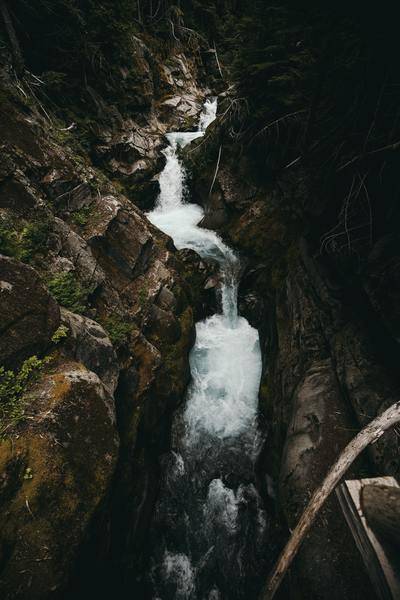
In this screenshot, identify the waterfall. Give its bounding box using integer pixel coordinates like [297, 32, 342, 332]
[146, 99, 269, 600]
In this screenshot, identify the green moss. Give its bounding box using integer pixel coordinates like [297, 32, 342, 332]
[0, 218, 20, 258]
[0, 216, 50, 263]
[0, 355, 52, 437]
[47, 272, 92, 314]
[138, 285, 148, 307]
[20, 220, 51, 262]
[71, 205, 93, 226]
[51, 325, 69, 344]
[101, 315, 133, 345]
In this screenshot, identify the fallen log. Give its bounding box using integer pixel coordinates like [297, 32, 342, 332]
[259, 401, 400, 600]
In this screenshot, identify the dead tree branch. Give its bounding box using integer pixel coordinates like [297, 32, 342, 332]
[209, 145, 222, 197]
[260, 400, 400, 600]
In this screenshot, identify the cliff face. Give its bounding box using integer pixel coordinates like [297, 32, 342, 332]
[181, 3, 400, 594]
[186, 95, 400, 600]
[0, 6, 218, 597]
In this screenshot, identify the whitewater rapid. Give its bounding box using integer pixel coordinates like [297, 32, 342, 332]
[146, 98, 267, 600]
[148, 98, 262, 441]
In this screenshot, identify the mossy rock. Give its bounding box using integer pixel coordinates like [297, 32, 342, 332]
[0, 360, 118, 599]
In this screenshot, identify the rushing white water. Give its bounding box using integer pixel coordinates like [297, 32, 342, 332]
[162, 552, 196, 599]
[148, 98, 262, 442]
[146, 99, 268, 600]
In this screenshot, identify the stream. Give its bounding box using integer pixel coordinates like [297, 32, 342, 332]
[146, 99, 270, 600]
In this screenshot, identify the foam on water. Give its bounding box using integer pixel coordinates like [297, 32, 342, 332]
[163, 552, 196, 599]
[198, 97, 218, 131]
[148, 97, 262, 441]
[146, 98, 268, 600]
[206, 479, 239, 533]
[185, 314, 261, 438]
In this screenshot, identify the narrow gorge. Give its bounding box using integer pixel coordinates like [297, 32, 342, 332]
[0, 2, 400, 600]
[146, 99, 267, 599]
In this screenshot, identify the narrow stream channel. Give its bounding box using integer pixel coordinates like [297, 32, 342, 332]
[146, 99, 269, 600]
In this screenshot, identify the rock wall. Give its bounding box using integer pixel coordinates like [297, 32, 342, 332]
[186, 121, 400, 598]
[0, 27, 215, 599]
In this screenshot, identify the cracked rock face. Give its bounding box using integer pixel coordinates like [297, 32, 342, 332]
[60, 308, 119, 395]
[0, 32, 214, 597]
[0, 255, 60, 369]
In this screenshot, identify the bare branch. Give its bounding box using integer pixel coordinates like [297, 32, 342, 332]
[209, 145, 222, 197]
[259, 401, 400, 600]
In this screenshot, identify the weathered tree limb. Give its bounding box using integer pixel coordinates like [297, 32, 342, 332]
[337, 140, 400, 172]
[0, 0, 24, 73]
[209, 145, 222, 197]
[260, 401, 400, 600]
[213, 44, 224, 80]
[361, 484, 400, 546]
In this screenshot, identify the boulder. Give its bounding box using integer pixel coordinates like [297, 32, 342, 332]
[146, 304, 181, 344]
[85, 195, 154, 288]
[0, 255, 60, 369]
[60, 308, 119, 394]
[0, 361, 119, 599]
[52, 218, 106, 289]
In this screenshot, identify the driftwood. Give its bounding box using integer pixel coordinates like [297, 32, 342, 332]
[362, 484, 400, 547]
[259, 401, 400, 600]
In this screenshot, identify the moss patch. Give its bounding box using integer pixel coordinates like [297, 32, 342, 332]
[0, 355, 52, 438]
[47, 272, 92, 314]
[101, 315, 134, 345]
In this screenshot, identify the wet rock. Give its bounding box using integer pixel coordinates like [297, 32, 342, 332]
[0, 255, 60, 369]
[218, 167, 259, 210]
[156, 286, 178, 312]
[146, 304, 181, 344]
[0, 360, 119, 600]
[280, 359, 350, 508]
[132, 179, 161, 212]
[198, 190, 229, 229]
[98, 122, 166, 187]
[204, 274, 220, 290]
[162, 97, 181, 108]
[238, 291, 264, 328]
[176, 248, 220, 320]
[259, 245, 385, 599]
[157, 54, 207, 130]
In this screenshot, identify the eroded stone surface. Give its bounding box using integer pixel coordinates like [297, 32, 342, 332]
[0, 256, 60, 369]
[0, 361, 119, 600]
